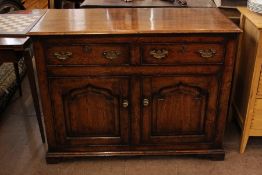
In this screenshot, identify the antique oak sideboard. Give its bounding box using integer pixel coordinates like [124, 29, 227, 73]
[28, 8, 240, 163]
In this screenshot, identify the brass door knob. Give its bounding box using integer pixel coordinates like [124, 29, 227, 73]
[122, 100, 129, 108]
[143, 98, 149, 106]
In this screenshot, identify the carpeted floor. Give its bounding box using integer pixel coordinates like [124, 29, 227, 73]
[0, 76, 262, 175]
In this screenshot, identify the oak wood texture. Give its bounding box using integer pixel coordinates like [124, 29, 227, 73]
[24, 0, 48, 9]
[238, 7, 262, 29]
[29, 8, 240, 162]
[29, 8, 241, 36]
[46, 43, 130, 65]
[141, 43, 225, 64]
[0, 37, 45, 143]
[80, 0, 215, 8]
[231, 7, 262, 153]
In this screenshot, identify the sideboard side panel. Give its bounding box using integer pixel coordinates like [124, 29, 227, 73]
[33, 38, 56, 148]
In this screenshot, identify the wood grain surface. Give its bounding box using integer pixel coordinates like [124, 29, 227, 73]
[24, 0, 48, 9]
[238, 7, 262, 29]
[29, 8, 241, 35]
[80, 0, 216, 8]
[232, 7, 262, 153]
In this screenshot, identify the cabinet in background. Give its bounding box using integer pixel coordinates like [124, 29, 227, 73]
[232, 7, 262, 153]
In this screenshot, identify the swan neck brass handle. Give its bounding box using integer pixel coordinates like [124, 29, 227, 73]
[150, 49, 168, 60]
[103, 50, 120, 60]
[122, 99, 129, 108]
[54, 51, 72, 61]
[198, 49, 216, 58]
[143, 98, 149, 107]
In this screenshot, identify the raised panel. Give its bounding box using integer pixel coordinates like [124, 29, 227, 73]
[152, 83, 207, 135]
[49, 77, 130, 146]
[142, 75, 220, 144]
[64, 84, 119, 137]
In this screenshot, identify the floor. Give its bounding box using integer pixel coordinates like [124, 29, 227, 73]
[0, 76, 262, 175]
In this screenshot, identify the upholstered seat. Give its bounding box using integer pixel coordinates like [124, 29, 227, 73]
[0, 60, 26, 112]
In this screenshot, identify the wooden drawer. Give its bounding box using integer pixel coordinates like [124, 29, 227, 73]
[252, 99, 262, 129]
[256, 68, 262, 98]
[251, 118, 262, 130]
[46, 44, 130, 65]
[141, 43, 225, 65]
[251, 99, 262, 129]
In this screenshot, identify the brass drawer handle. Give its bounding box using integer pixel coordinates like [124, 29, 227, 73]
[54, 51, 72, 61]
[103, 50, 120, 60]
[143, 98, 149, 107]
[122, 99, 129, 108]
[198, 49, 216, 58]
[150, 49, 168, 60]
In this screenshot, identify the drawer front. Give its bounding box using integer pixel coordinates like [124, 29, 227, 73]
[256, 68, 262, 98]
[252, 98, 262, 129]
[46, 44, 130, 65]
[253, 98, 262, 118]
[250, 99, 262, 129]
[141, 43, 225, 65]
[251, 118, 262, 130]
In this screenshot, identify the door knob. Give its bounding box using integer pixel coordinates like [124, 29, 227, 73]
[143, 98, 149, 106]
[122, 99, 129, 108]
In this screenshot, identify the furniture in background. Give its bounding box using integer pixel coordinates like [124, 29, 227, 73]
[214, 0, 246, 6]
[0, 54, 26, 112]
[215, 0, 247, 25]
[0, 0, 25, 113]
[0, 37, 45, 143]
[49, 0, 83, 8]
[29, 8, 240, 163]
[0, 10, 47, 143]
[231, 7, 262, 153]
[0, 0, 25, 14]
[0, 44, 23, 97]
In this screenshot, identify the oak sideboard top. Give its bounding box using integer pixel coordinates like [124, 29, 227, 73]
[80, 0, 216, 8]
[28, 8, 241, 36]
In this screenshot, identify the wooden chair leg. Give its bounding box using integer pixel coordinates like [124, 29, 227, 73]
[13, 62, 22, 96]
[23, 49, 45, 143]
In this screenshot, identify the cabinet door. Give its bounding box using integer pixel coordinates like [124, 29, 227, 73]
[141, 75, 219, 144]
[49, 77, 130, 146]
